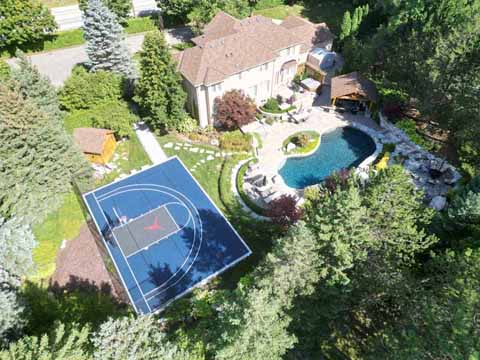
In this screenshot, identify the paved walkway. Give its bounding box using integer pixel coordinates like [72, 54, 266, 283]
[134, 122, 167, 164]
[244, 107, 381, 175]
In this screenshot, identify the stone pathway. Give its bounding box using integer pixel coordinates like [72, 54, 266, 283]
[161, 141, 233, 172]
[134, 122, 167, 164]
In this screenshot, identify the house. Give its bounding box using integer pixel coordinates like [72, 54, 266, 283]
[331, 72, 378, 111]
[73, 128, 117, 164]
[175, 11, 335, 127]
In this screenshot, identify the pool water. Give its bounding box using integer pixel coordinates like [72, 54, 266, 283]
[279, 127, 376, 189]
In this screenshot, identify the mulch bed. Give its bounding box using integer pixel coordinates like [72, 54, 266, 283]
[50, 223, 125, 301]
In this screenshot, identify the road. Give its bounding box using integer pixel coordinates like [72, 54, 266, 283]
[51, 0, 159, 31]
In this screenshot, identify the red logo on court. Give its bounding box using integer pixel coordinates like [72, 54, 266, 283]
[144, 216, 163, 231]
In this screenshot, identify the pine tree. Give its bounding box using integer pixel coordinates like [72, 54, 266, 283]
[0, 217, 36, 343]
[79, 0, 132, 26]
[0, 324, 91, 360]
[93, 316, 192, 359]
[11, 51, 63, 122]
[134, 30, 188, 131]
[339, 10, 352, 41]
[0, 85, 91, 224]
[82, 0, 135, 78]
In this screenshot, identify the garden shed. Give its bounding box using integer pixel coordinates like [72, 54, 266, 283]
[331, 72, 378, 111]
[73, 128, 116, 165]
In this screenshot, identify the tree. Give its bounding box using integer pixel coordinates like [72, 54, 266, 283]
[59, 66, 125, 111]
[0, 217, 36, 343]
[93, 316, 192, 359]
[213, 90, 256, 130]
[0, 324, 91, 360]
[216, 223, 321, 360]
[0, 85, 91, 224]
[339, 10, 352, 41]
[11, 51, 63, 121]
[157, 0, 195, 21]
[266, 194, 303, 230]
[82, 0, 135, 78]
[134, 30, 189, 131]
[79, 0, 132, 25]
[0, 0, 56, 51]
[351, 7, 361, 33]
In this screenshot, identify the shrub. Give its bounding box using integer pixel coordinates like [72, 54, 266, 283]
[292, 134, 310, 147]
[0, 60, 10, 80]
[261, 98, 282, 113]
[396, 118, 433, 150]
[323, 168, 352, 193]
[219, 130, 252, 152]
[64, 101, 136, 138]
[175, 116, 198, 133]
[59, 67, 124, 111]
[266, 194, 303, 230]
[383, 142, 396, 153]
[375, 153, 390, 170]
[214, 90, 256, 130]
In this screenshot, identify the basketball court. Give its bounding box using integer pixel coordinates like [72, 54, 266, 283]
[83, 157, 252, 314]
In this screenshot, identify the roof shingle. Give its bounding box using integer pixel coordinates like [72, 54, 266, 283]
[331, 72, 378, 102]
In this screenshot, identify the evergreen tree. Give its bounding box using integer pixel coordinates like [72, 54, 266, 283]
[0, 217, 36, 343]
[93, 316, 192, 359]
[216, 223, 321, 360]
[134, 30, 188, 131]
[82, 0, 135, 78]
[0, 85, 91, 224]
[0, 324, 91, 360]
[11, 51, 63, 121]
[305, 179, 371, 285]
[351, 7, 361, 33]
[339, 10, 352, 40]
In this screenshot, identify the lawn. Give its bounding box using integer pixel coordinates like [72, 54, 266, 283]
[41, 0, 77, 7]
[283, 130, 320, 155]
[31, 133, 151, 281]
[254, 0, 354, 35]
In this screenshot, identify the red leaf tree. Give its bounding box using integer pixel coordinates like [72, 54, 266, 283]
[213, 90, 257, 130]
[266, 194, 303, 230]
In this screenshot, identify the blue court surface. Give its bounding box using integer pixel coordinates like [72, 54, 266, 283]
[83, 157, 252, 313]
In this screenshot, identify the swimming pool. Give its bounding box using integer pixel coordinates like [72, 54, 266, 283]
[279, 127, 376, 189]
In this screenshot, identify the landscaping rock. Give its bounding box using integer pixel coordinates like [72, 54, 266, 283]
[199, 149, 205, 153]
[286, 142, 296, 152]
[206, 155, 214, 161]
[429, 196, 447, 211]
[163, 142, 173, 148]
[174, 146, 180, 150]
[210, 139, 220, 146]
[206, 150, 214, 154]
[190, 147, 199, 153]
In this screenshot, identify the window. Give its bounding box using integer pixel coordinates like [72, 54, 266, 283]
[248, 85, 258, 98]
[260, 63, 269, 71]
[212, 83, 222, 92]
[238, 72, 243, 80]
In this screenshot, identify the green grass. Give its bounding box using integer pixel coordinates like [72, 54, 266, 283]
[40, 0, 77, 8]
[1, 17, 157, 58]
[282, 130, 320, 155]
[254, 0, 354, 35]
[254, 4, 303, 19]
[31, 133, 151, 281]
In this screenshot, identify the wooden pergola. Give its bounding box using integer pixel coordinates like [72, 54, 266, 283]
[331, 72, 378, 110]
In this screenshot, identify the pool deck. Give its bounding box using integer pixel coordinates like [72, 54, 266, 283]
[243, 107, 381, 175]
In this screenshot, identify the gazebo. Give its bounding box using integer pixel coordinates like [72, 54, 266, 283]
[73, 128, 116, 165]
[331, 72, 378, 111]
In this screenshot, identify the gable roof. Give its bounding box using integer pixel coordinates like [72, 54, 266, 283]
[178, 12, 330, 87]
[73, 128, 114, 155]
[331, 72, 378, 102]
[280, 16, 335, 52]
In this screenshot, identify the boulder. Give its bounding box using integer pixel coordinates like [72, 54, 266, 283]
[429, 196, 447, 211]
[286, 142, 296, 152]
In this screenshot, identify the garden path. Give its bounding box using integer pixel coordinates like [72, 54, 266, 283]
[134, 122, 167, 164]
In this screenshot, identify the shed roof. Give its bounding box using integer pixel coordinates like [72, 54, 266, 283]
[73, 128, 114, 155]
[331, 72, 378, 102]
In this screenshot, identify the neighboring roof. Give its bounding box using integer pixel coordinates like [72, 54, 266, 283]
[73, 128, 114, 155]
[280, 16, 334, 52]
[177, 12, 321, 86]
[331, 72, 378, 102]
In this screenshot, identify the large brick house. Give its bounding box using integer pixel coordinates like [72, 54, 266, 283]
[175, 11, 334, 127]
